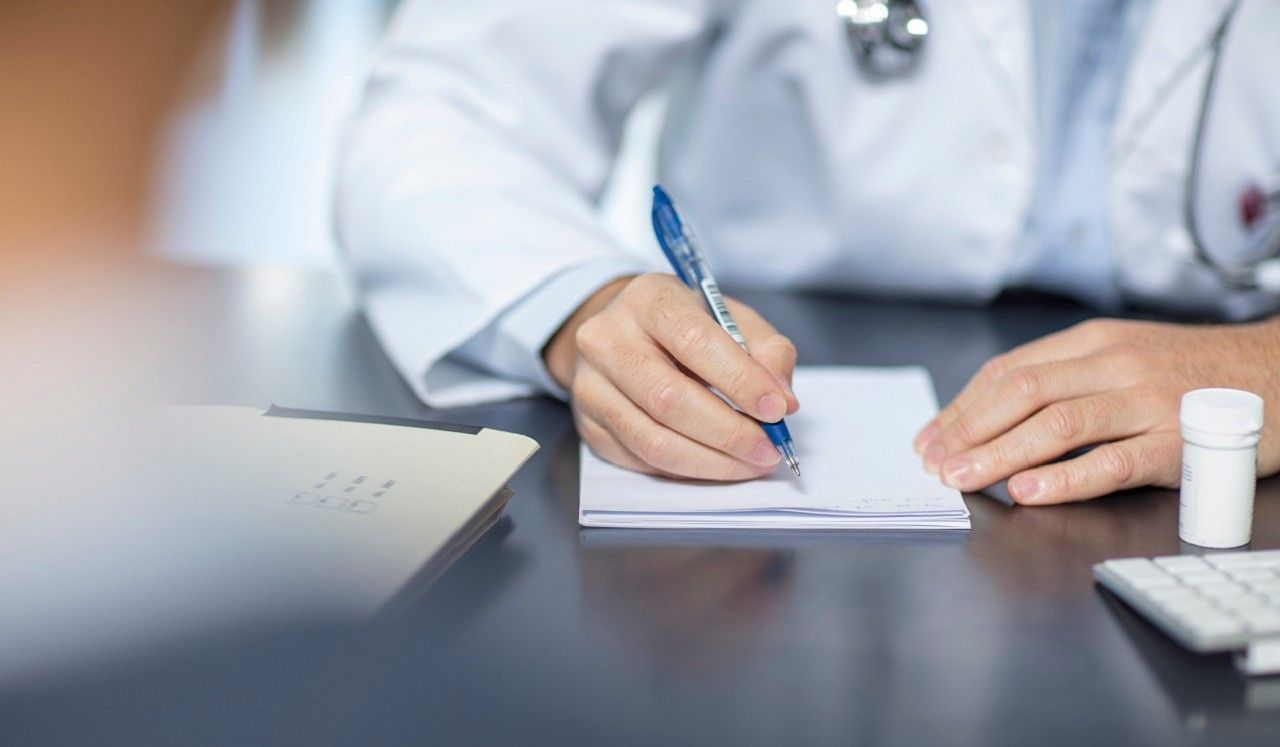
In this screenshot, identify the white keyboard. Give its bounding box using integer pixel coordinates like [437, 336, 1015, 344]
[1093, 551, 1280, 654]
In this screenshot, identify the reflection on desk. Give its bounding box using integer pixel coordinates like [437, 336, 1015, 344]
[965, 491, 1181, 598]
[578, 542, 794, 674]
[1100, 591, 1280, 730]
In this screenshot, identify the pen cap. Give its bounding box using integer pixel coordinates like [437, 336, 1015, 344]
[1180, 388, 1263, 438]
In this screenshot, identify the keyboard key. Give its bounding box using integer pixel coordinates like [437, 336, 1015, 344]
[1148, 586, 1198, 603]
[1183, 614, 1245, 639]
[1199, 583, 1249, 599]
[1248, 580, 1280, 595]
[1169, 565, 1217, 578]
[1163, 601, 1220, 620]
[1228, 568, 1276, 584]
[1178, 571, 1231, 587]
[1128, 574, 1180, 590]
[1104, 558, 1163, 575]
[1243, 550, 1280, 564]
[1154, 556, 1210, 573]
[1206, 552, 1269, 570]
[1214, 594, 1267, 612]
[1103, 559, 1173, 587]
[1239, 611, 1280, 635]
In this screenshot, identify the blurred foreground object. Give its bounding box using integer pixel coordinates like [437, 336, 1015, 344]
[147, 0, 389, 267]
[0, 1, 222, 256]
[0, 404, 535, 685]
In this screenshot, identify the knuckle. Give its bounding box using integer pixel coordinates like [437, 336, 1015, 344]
[764, 334, 797, 363]
[619, 278, 644, 306]
[948, 415, 982, 447]
[1077, 318, 1126, 346]
[574, 318, 607, 359]
[987, 438, 1027, 473]
[1044, 403, 1082, 442]
[673, 313, 711, 354]
[1107, 344, 1150, 377]
[626, 272, 660, 295]
[645, 376, 683, 420]
[1009, 367, 1042, 402]
[1045, 467, 1077, 498]
[623, 274, 667, 308]
[571, 409, 592, 437]
[722, 360, 760, 403]
[721, 416, 759, 457]
[636, 427, 675, 467]
[568, 372, 586, 400]
[979, 354, 1012, 383]
[1100, 446, 1137, 485]
[568, 368, 597, 403]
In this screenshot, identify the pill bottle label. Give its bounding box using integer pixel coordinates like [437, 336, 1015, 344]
[1179, 442, 1255, 548]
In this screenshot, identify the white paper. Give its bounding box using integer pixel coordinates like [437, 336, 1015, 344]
[579, 366, 969, 530]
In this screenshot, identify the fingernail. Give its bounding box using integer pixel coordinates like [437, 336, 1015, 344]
[914, 423, 939, 454]
[1009, 475, 1042, 503]
[753, 440, 781, 467]
[923, 442, 946, 473]
[758, 393, 785, 422]
[942, 457, 973, 489]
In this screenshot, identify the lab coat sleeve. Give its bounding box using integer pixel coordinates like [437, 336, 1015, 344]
[335, 0, 718, 407]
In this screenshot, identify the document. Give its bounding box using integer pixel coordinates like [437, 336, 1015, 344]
[579, 366, 969, 530]
[0, 405, 539, 681]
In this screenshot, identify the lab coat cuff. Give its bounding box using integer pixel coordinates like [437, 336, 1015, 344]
[489, 257, 646, 401]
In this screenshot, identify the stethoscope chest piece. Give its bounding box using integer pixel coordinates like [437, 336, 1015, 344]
[836, 0, 929, 78]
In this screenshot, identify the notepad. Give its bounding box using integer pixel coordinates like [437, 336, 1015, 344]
[578, 366, 970, 530]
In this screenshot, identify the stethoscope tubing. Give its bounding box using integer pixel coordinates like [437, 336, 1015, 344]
[850, 0, 1280, 291]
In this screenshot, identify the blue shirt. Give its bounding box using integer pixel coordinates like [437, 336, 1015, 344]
[1011, 0, 1151, 309]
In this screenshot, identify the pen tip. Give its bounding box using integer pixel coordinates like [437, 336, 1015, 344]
[790, 462, 801, 478]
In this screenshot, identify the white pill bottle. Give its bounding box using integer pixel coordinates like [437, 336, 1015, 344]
[1179, 388, 1265, 549]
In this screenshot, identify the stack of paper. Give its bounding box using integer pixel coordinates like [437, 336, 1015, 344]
[579, 366, 969, 530]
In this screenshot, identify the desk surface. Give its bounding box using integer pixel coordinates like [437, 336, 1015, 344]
[4, 259, 1280, 745]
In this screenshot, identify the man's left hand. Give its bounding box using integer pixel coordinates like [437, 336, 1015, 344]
[914, 317, 1280, 504]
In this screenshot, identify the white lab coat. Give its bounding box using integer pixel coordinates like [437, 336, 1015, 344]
[336, 0, 1280, 407]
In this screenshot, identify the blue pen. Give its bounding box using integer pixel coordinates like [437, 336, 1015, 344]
[650, 185, 801, 477]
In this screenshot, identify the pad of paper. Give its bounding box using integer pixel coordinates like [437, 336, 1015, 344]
[578, 366, 970, 530]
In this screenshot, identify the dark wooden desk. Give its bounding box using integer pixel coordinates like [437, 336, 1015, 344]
[4, 259, 1279, 745]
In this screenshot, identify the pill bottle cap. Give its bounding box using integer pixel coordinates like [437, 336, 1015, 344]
[1180, 388, 1264, 436]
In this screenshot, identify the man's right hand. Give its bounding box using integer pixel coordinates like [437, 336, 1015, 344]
[542, 273, 800, 481]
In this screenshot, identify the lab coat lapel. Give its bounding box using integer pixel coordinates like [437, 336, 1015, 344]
[1112, 0, 1234, 160]
[953, 0, 1036, 140]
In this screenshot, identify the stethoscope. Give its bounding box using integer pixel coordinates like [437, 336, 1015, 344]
[1185, 1, 1280, 291]
[836, 0, 1280, 293]
[835, 0, 929, 78]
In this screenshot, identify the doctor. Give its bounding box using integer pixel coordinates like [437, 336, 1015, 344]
[337, 0, 1280, 504]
